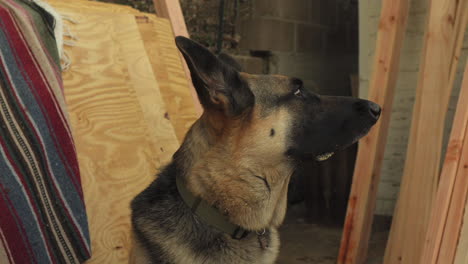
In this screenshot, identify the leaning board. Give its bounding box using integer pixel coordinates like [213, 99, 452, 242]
[384, 1, 468, 263]
[136, 14, 199, 141]
[455, 202, 468, 264]
[337, 1, 410, 263]
[59, 12, 179, 264]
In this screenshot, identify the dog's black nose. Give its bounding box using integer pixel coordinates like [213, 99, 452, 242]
[368, 101, 381, 120]
[354, 100, 381, 120]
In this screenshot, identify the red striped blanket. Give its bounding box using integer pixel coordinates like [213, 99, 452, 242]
[0, 0, 91, 263]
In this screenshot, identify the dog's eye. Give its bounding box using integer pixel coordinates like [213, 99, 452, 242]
[291, 78, 304, 98]
[294, 89, 303, 97]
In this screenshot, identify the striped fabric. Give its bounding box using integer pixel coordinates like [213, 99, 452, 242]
[0, 0, 91, 263]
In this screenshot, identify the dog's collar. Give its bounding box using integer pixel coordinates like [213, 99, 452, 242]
[176, 176, 251, 240]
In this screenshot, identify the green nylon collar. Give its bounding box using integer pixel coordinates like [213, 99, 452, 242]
[176, 176, 250, 239]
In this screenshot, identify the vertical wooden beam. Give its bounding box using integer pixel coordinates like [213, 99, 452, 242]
[384, 0, 468, 263]
[438, 115, 468, 263]
[153, 0, 202, 114]
[337, 1, 409, 263]
[454, 202, 468, 264]
[419, 62, 468, 264]
[153, 0, 189, 37]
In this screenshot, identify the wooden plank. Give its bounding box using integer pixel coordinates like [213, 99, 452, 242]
[437, 89, 468, 263]
[48, 0, 141, 14]
[153, 0, 202, 114]
[337, 1, 410, 263]
[152, 0, 188, 37]
[438, 120, 468, 263]
[58, 11, 179, 263]
[454, 201, 468, 264]
[384, 0, 468, 263]
[136, 15, 199, 141]
[420, 62, 468, 264]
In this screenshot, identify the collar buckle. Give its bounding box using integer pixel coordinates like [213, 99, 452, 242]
[256, 228, 266, 236]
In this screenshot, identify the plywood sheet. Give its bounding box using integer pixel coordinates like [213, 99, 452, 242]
[60, 12, 178, 264]
[47, 0, 141, 14]
[114, 15, 181, 149]
[136, 14, 198, 141]
[48, 0, 199, 141]
[152, 0, 202, 113]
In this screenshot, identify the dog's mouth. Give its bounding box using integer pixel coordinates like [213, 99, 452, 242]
[316, 152, 334, 161]
[306, 127, 372, 162]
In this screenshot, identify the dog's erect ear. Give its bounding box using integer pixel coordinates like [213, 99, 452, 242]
[175, 36, 254, 116]
[218, 53, 243, 71]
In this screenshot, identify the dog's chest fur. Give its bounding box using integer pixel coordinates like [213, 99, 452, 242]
[131, 163, 280, 264]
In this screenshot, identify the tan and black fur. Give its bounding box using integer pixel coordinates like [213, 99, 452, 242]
[130, 36, 381, 264]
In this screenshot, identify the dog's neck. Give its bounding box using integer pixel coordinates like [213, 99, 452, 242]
[173, 115, 294, 231]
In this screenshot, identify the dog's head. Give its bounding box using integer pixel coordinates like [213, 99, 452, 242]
[174, 36, 380, 229]
[175, 36, 380, 164]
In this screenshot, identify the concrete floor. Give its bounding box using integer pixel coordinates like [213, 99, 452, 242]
[277, 204, 390, 264]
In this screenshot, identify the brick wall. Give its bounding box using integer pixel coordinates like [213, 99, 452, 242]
[360, 0, 468, 216]
[239, 0, 358, 96]
[240, 0, 325, 52]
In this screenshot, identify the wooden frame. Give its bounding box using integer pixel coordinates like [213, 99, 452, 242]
[337, 1, 409, 263]
[419, 62, 468, 264]
[384, 0, 468, 263]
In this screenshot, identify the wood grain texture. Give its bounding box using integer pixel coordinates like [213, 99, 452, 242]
[384, 1, 468, 263]
[439, 120, 468, 263]
[47, 0, 141, 14]
[136, 15, 199, 141]
[420, 62, 468, 264]
[114, 15, 180, 150]
[152, 0, 188, 38]
[437, 92, 468, 263]
[56, 11, 179, 263]
[454, 201, 468, 264]
[153, 0, 202, 114]
[337, 1, 409, 263]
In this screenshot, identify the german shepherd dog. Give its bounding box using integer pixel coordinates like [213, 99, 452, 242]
[130, 36, 381, 264]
